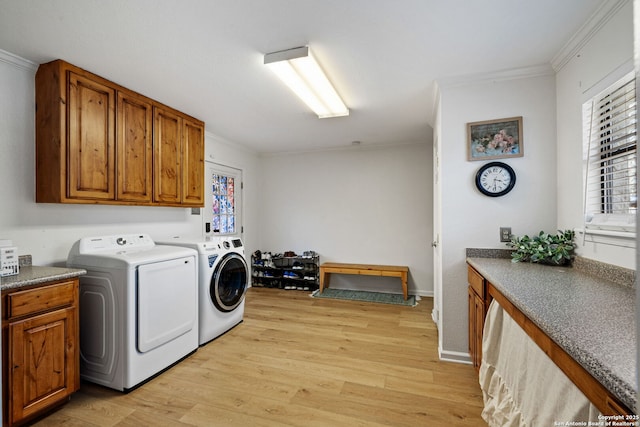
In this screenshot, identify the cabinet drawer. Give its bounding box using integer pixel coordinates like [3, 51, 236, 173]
[468, 266, 485, 299]
[7, 280, 76, 319]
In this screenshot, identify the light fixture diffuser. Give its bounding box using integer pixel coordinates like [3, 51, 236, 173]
[264, 46, 349, 118]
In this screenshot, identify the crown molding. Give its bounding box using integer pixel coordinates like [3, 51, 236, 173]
[551, 0, 630, 72]
[258, 139, 430, 158]
[436, 63, 554, 90]
[0, 49, 37, 72]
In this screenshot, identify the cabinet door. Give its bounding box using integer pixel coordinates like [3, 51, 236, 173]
[117, 91, 153, 202]
[468, 287, 486, 371]
[468, 287, 475, 361]
[9, 306, 78, 424]
[474, 293, 484, 369]
[181, 118, 204, 206]
[153, 107, 182, 204]
[68, 72, 116, 200]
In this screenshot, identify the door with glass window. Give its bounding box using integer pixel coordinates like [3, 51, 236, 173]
[205, 162, 242, 237]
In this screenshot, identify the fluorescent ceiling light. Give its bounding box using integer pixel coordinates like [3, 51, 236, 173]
[264, 46, 349, 118]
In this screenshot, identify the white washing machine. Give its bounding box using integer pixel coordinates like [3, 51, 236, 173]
[67, 234, 199, 391]
[157, 235, 248, 345]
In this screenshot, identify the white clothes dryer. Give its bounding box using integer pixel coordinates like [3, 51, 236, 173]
[157, 236, 248, 345]
[67, 234, 199, 391]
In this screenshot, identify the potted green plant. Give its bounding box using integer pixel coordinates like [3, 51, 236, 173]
[506, 230, 576, 265]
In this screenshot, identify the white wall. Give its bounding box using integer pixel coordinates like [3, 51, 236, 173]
[556, 0, 635, 268]
[258, 143, 433, 296]
[435, 72, 558, 361]
[0, 51, 259, 267]
[433, 0, 635, 363]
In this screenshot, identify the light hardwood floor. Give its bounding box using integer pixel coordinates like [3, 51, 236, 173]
[33, 288, 486, 427]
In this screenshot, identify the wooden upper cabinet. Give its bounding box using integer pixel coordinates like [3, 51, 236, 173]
[67, 72, 116, 200]
[153, 108, 205, 206]
[153, 107, 182, 204]
[35, 59, 204, 207]
[34, 60, 84, 203]
[182, 118, 205, 206]
[117, 91, 152, 202]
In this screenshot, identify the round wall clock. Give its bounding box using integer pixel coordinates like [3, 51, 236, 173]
[475, 161, 516, 197]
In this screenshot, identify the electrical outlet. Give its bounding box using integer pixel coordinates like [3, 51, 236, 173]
[500, 227, 512, 242]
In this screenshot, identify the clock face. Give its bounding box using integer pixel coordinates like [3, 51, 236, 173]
[475, 162, 516, 197]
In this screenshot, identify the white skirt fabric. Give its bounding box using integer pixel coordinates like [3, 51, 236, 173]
[479, 300, 601, 426]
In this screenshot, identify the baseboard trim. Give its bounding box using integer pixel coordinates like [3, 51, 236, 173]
[415, 290, 434, 298]
[438, 348, 472, 365]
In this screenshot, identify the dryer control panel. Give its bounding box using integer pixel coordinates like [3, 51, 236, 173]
[77, 234, 155, 254]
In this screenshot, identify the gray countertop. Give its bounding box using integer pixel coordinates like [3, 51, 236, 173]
[0, 265, 86, 291]
[467, 257, 636, 412]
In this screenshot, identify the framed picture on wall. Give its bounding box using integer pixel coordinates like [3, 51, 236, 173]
[467, 116, 523, 160]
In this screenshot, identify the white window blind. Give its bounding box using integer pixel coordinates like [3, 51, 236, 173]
[583, 72, 637, 233]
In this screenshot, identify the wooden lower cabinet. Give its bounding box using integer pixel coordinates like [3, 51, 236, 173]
[468, 262, 634, 416]
[467, 265, 489, 371]
[2, 279, 80, 427]
[468, 287, 484, 370]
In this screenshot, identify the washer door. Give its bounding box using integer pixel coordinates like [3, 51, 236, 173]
[210, 252, 248, 312]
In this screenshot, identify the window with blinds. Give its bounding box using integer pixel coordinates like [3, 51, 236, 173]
[583, 72, 637, 233]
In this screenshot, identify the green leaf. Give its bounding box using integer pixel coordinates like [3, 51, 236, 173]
[505, 229, 575, 265]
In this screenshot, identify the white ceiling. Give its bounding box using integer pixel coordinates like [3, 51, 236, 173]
[0, 0, 605, 153]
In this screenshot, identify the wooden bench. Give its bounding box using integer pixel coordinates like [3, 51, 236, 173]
[319, 262, 409, 300]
